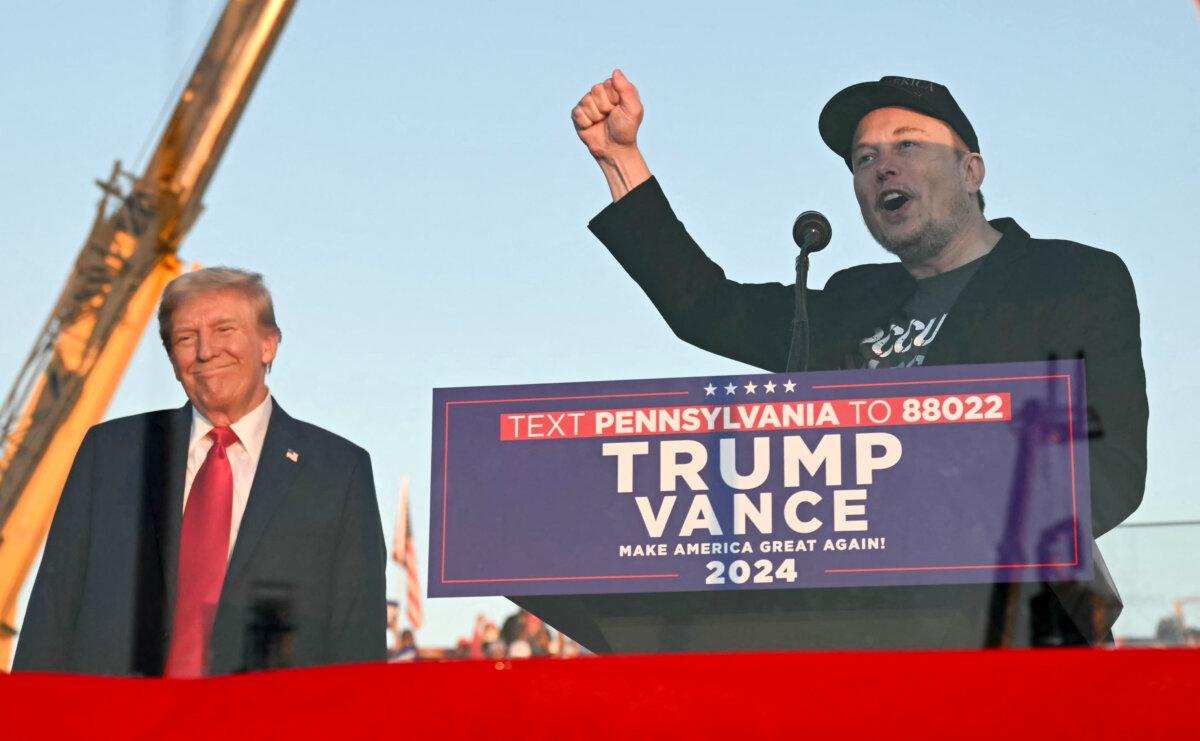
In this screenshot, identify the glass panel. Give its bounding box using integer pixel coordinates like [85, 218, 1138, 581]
[2, 2, 1195, 675]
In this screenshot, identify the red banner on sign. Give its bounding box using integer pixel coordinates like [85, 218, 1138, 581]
[500, 393, 1012, 440]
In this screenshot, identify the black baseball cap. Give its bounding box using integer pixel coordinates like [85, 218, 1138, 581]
[818, 76, 978, 170]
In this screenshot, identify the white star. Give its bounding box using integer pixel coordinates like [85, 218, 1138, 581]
[763, 381, 777, 393]
[744, 381, 757, 394]
[703, 383, 717, 396]
[724, 382, 737, 395]
[783, 380, 797, 393]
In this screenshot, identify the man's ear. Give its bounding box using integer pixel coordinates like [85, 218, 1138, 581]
[261, 330, 280, 368]
[963, 152, 986, 195]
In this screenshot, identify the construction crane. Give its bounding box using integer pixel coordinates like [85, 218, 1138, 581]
[0, 0, 297, 668]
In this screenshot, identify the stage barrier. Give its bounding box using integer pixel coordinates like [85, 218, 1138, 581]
[2, 647, 1196, 737]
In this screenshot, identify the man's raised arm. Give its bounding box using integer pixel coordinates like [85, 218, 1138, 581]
[572, 69, 652, 201]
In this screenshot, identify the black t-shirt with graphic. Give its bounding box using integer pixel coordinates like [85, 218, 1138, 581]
[855, 255, 986, 369]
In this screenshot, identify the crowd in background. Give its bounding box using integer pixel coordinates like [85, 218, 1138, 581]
[386, 605, 584, 662]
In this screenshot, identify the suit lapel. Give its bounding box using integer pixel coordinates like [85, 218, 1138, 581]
[223, 401, 306, 589]
[825, 266, 913, 370]
[149, 403, 191, 625]
[922, 218, 1032, 367]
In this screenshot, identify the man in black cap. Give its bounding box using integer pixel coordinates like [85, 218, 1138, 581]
[571, 71, 1147, 645]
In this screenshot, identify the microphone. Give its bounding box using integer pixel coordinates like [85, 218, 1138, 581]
[792, 210, 832, 253]
[785, 210, 831, 374]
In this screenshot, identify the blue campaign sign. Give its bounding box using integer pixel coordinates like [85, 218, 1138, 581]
[428, 361, 1092, 598]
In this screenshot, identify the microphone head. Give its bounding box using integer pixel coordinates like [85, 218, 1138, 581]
[793, 210, 832, 253]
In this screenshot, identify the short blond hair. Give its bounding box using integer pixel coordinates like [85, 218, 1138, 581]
[158, 266, 282, 350]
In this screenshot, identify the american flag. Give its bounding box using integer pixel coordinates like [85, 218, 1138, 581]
[392, 476, 424, 630]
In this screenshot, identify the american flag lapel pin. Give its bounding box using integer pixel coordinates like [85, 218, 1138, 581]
[286, 449, 300, 463]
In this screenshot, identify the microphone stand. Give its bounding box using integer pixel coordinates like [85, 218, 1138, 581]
[785, 212, 830, 373]
[785, 250, 814, 373]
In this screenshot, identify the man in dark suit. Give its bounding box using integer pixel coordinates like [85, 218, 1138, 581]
[14, 267, 386, 676]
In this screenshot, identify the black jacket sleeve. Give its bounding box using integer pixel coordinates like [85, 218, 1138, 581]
[12, 428, 98, 672]
[1075, 251, 1148, 536]
[325, 448, 387, 664]
[589, 177, 800, 372]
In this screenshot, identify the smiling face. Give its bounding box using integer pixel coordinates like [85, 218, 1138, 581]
[167, 289, 279, 426]
[851, 107, 982, 263]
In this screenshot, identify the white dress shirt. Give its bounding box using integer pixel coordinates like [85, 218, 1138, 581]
[183, 393, 273, 558]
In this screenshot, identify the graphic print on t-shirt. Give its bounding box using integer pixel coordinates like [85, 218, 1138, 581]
[860, 314, 947, 368]
[855, 253, 986, 370]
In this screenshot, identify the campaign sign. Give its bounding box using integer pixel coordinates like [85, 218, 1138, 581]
[428, 360, 1091, 598]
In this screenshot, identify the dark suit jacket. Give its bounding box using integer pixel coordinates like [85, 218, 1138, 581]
[13, 401, 386, 676]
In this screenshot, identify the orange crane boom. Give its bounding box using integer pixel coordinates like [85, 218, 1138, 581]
[0, 0, 297, 668]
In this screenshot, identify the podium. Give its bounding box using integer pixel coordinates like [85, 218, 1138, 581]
[434, 361, 1106, 653]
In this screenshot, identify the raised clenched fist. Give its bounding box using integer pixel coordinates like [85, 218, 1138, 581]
[572, 69, 644, 161]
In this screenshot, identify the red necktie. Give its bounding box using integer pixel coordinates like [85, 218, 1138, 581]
[165, 426, 238, 678]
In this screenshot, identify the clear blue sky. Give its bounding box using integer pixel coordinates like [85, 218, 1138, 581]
[2, 1, 1198, 645]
